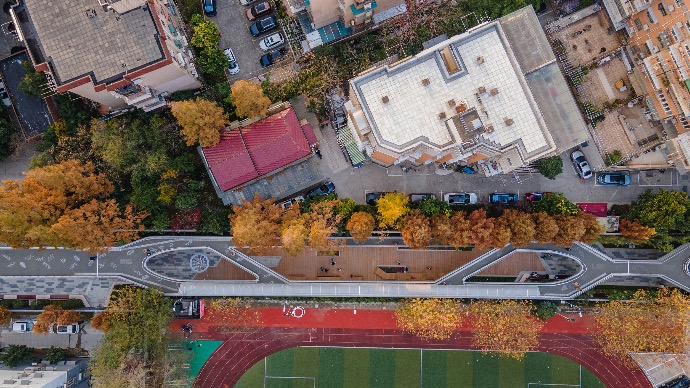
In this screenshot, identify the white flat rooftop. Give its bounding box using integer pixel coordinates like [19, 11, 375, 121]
[352, 21, 551, 156]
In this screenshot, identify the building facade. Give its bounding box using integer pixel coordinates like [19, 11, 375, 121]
[343, 7, 585, 176]
[11, 0, 200, 111]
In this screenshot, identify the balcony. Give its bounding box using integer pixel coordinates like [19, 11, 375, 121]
[350, 0, 376, 16]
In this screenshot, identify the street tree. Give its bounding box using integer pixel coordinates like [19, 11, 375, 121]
[468, 209, 495, 248]
[534, 155, 563, 180]
[190, 18, 220, 49]
[594, 288, 690, 365]
[449, 212, 473, 248]
[492, 216, 513, 248]
[281, 217, 309, 256]
[34, 305, 80, 334]
[467, 300, 544, 360]
[0, 345, 34, 368]
[499, 209, 534, 247]
[57, 309, 82, 325]
[401, 210, 433, 249]
[531, 193, 580, 215]
[532, 301, 558, 321]
[0, 306, 10, 325]
[231, 80, 272, 119]
[169, 98, 227, 147]
[417, 196, 450, 217]
[45, 346, 66, 363]
[395, 298, 462, 340]
[579, 212, 604, 244]
[18, 61, 47, 96]
[346, 211, 376, 243]
[230, 195, 282, 255]
[376, 192, 410, 229]
[198, 47, 230, 79]
[430, 214, 453, 245]
[551, 215, 585, 247]
[619, 219, 656, 243]
[532, 213, 559, 244]
[306, 199, 341, 250]
[628, 189, 690, 232]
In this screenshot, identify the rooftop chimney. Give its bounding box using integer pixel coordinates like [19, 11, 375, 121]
[382, 96, 389, 103]
[490, 88, 499, 96]
[504, 117, 514, 126]
[421, 78, 430, 86]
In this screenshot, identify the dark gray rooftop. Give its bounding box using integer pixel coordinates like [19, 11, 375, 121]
[0, 52, 52, 135]
[21, 0, 164, 85]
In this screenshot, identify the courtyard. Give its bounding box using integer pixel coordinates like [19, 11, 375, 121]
[549, 10, 622, 67]
[579, 54, 632, 108]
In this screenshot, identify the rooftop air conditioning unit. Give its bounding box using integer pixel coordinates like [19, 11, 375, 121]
[476, 56, 485, 64]
[504, 117, 514, 126]
[421, 78, 430, 86]
[478, 86, 486, 94]
[447, 99, 456, 107]
[490, 88, 499, 96]
[381, 96, 389, 103]
[485, 124, 494, 133]
[438, 112, 447, 119]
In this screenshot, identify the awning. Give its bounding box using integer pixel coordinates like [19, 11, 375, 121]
[337, 126, 366, 166]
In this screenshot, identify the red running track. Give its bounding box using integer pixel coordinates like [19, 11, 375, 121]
[180, 309, 651, 388]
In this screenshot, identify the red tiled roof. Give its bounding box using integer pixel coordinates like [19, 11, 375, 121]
[202, 130, 258, 191]
[242, 108, 311, 175]
[577, 203, 608, 217]
[201, 108, 312, 191]
[302, 123, 318, 146]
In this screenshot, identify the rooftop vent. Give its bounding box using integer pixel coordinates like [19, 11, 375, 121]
[421, 78, 430, 86]
[381, 96, 389, 103]
[476, 56, 485, 64]
[447, 99, 456, 107]
[85, 9, 97, 18]
[485, 124, 494, 133]
[478, 86, 486, 94]
[504, 117, 514, 126]
[33, 373, 43, 378]
[3, 380, 16, 385]
[438, 112, 447, 119]
[20, 381, 31, 386]
[490, 88, 499, 96]
[455, 104, 467, 114]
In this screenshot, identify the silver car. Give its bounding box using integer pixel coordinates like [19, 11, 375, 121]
[570, 150, 592, 179]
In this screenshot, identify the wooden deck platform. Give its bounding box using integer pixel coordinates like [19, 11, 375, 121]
[193, 258, 257, 281]
[474, 251, 545, 276]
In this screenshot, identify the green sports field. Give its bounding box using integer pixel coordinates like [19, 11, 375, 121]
[235, 347, 606, 388]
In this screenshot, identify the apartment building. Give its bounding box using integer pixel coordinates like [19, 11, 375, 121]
[625, 0, 690, 170]
[11, 0, 201, 111]
[602, 0, 652, 31]
[343, 7, 588, 176]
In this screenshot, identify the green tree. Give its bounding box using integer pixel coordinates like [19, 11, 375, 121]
[531, 193, 579, 216]
[376, 192, 410, 229]
[45, 346, 66, 363]
[0, 345, 34, 368]
[190, 19, 220, 49]
[460, 0, 544, 19]
[629, 189, 690, 232]
[198, 47, 229, 79]
[416, 196, 450, 217]
[18, 61, 47, 96]
[535, 155, 564, 180]
[336, 198, 356, 221]
[0, 115, 17, 161]
[605, 150, 623, 166]
[532, 301, 558, 321]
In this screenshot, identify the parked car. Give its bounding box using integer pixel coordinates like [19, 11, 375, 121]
[570, 150, 592, 179]
[307, 181, 335, 198]
[259, 32, 285, 51]
[365, 192, 385, 205]
[488, 193, 518, 204]
[12, 320, 35, 332]
[524, 192, 552, 202]
[249, 16, 277, 37]
[240, 0, 256, 5]
[223, 48, 240, 75]
[202, 0, 216, 16]
[597, 172, 631, 186]
[409, 193, 435, 203]
[260, 47, 288, 67]
[281, 196, 304, 209]
[246, 1, 272, 21]
[55, 324, 79, 334]
[0, 81, 11, 106]
[443, 192, 477, 205]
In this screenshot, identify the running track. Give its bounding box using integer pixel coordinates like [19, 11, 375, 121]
[185, 309, 651, 388]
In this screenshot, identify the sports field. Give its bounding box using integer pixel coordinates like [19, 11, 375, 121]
[235, 347, 606, 388]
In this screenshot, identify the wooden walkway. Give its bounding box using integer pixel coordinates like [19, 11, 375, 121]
[268, 245, 488, 281]
[193, 259, 257, 281]
[475, 251, 545, 276]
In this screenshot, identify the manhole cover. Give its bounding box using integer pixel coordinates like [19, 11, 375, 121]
[189, 254, 209, 273]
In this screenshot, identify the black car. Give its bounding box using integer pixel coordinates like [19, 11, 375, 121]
[202, 0, 216, 16]
[307, 181, 336, 198]
[249, 16, 277, 37]
[260, 47, 288, 67]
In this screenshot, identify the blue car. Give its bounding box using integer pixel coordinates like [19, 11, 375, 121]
[249, 16, 277, 37]
[597, 172, 631, 186]
[202, 0, 216, 16]
[489, 193, 519, 204]
[307, 181, 336, 199]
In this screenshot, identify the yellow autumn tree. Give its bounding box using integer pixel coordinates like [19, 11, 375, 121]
[169, 98, 227, 147]
[619, 219, 656, 243]
[230, 195, 282, 255]
[0, 306, 10, 325]
[376, 192, 410, 229]
[33, 305, 80, 335]
[395, 298, 463, 340]
[346, 211, 376, 243]
[467, 300, 544, 360]
[306, 199, 341, 250]
[594, 288, 690, 365]
[231, 80, 271, 119]
[281, 218, 309, 256]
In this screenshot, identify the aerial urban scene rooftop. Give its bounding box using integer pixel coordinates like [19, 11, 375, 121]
[0, 0, 689, 386]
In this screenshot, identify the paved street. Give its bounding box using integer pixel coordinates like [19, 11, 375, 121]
[0, 323, 103, 351]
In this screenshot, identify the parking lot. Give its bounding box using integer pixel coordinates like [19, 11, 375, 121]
[210, 0, 289, 81]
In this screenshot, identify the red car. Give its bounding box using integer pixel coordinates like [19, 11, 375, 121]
[524, 192, 552, 202]
[246, 2, 272, 21]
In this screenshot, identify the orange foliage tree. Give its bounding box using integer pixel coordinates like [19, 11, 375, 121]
[594, 288, 690, 365]
[0, 306, 10, 325]
[346, 212, 376, 243]
[619, 219, 656, 243]
[449, 212, 473, 248]
[401, 210, 433, 249]
[395, 298, 462, 340]
[230, 195, 282, 255]
[57, 310, 82, 325]
[468, 209, 495, 248]
[499, 209, 535, 247]
[579, 212, 604, 243]
[33, 305, 80, 335]
[532, 213, 559, 244]
[492, 216, 513, 248]
[467, 300, 544, 360]
[306, 199, 341, 250]
[430, 214, 453, 245]
[551, 215, 585, 247]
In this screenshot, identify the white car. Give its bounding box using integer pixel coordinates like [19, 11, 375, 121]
[12, 320, 35, 332]
[570, 150, 593, 179]
[443, 192, 478, 205]
[55, 324, 79, 334]
[281, 196, 304, 209]
[224, 48, 240, 75]
[0, 81, 11, 106]
[239, 0, 256, 4]
[259, 32, 284, 51]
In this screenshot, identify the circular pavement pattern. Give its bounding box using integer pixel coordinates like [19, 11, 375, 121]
[189, 254, 210, 273]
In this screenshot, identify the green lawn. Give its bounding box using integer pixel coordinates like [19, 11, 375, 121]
[235, 347, 606, 388]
